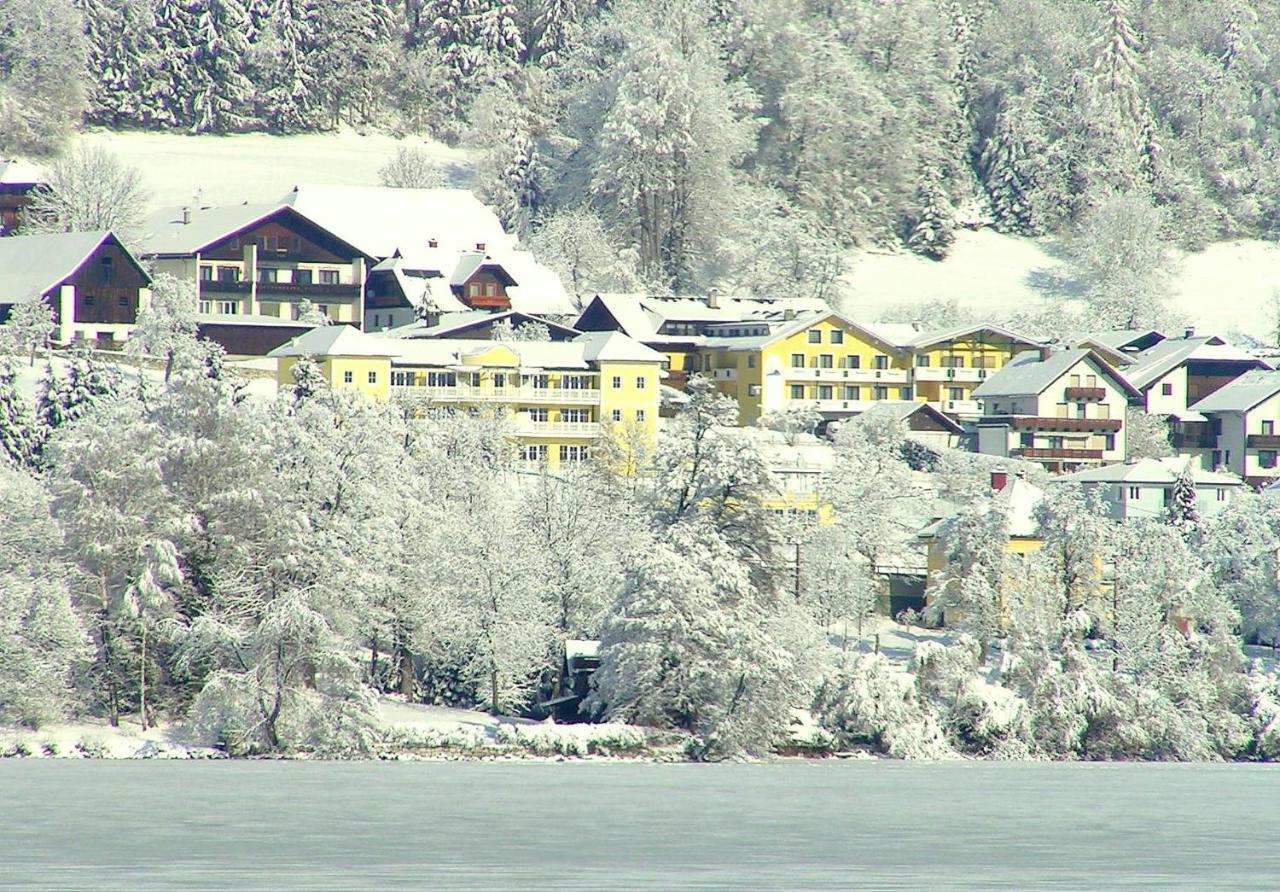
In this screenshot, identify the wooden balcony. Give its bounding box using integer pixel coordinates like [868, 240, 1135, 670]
[1012, 447, 1104, 461]
[1247, 434, 1280, 449]
[199, 280, 360, 300]
[1172, 430, 1216, 449]
[1064, 386, 1107, 400]
[982, 415, 1122, 433]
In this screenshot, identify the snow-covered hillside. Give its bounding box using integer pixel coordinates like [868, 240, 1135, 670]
[76, 130, 471, 210]
[848, 229, 1280, 338]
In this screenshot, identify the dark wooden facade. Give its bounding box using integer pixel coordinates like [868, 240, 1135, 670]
[454, 267, 514, 311]
[202, 212, 355, 266]
[67, 236, 151, 325]
[0, 183, 37, 235]
[197, 320, 314, 356]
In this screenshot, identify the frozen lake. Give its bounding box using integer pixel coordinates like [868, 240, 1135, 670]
[1, 760, 1276, 890]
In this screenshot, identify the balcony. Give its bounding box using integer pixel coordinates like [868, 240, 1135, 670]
[390, 383, 602, 404]
[1172, 430, 1216, 449]
[939, 399, 982, 416]
[1247, 434, 1280, 449]
[514, 420, 600, 437]
[981, 414, 1122, 433]
[1012, 447, 1104, 461]
[785, 366, 910, 384]
[199, 280, 360, 300]
[913, 366, 990, 383]
[1064, 386, 1107, 400]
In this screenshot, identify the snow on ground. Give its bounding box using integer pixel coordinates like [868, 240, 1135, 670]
[5, 350, 278, 403]
[76, 129, 473, 211]
[0, 716, 217, 759]
[846, 228, 1280, 338]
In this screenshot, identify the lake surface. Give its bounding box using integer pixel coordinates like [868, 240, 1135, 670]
[1, 760, 1276, 890]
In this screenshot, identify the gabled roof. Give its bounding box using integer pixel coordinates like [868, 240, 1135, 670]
[902, 322, 1043, 351]
[449, 253, 516, 287]
[139, 203, 369, 260]
[385, 330, 663, 370]
[0, 160, 42, 186]
[839, 400, 965, 434]
[577, 294, 666, 340]
[1189, 368, 1280, 413]
[1124, 335, 1267, 391]
[973, 348, 1141, 400]
[1062, 457, 1241, 487]
[0, 231, 148, 302]
[268, 324, 399, 358]
[918, 477, 1044, 540]
[1074, 329, 1167, 353]
[711, 310, 906, 354]
[574, 330, 667, 363]
[388, 310, 581, 341]
[577, 293, 829, 342]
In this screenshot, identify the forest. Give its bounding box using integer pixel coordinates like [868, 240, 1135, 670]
[3, 323, 1280, 760]
[4, 0, 1280, 300]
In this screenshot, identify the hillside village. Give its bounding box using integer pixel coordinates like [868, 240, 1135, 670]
[5, 172, 1280, 762]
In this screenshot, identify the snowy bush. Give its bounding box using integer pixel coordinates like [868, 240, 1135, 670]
[812, 653, 952, 760]
[382, 724, 488, 753]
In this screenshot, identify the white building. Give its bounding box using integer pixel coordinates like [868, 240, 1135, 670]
[1061, 457, 1242, 521]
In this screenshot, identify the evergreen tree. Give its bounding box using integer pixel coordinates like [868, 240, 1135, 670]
[187, 0, 256, 133]
[906, 168, 956, 260]
[0, 360, 36, 470]
[250, 0, 322, 131]
[1168, 464, 1200, 535]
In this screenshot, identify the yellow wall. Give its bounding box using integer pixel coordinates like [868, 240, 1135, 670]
[276, 354, 392, 402]
[912, 333, 1034, 403]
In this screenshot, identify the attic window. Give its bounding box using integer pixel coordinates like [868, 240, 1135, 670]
[99, 256, 114, 283]
[428, 239, 438, 248]
[475, 242, 485, 251]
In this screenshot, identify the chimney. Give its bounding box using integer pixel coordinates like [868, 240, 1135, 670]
[783, 308, 797, 321]
[1184, 327, 1196, 339]
[1038, 345, 1054, 362]
[181, 206, 191, 225]
[428, 238, 438, 248]
[991, 470, 1009, 492]
[475, 242, 485, 252]
[707, 290, 721, 310]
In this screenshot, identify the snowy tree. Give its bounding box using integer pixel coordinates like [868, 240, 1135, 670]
[294, 299, 331, 326]
[120, 540, 183, 729]
[525, 207, 644, 305]
[590, 520, 817, 759]
[22, 146, 149, 246]
[1167, 463, 1200, 535]
[288, 357, 327, 403]
[1201, 493, 1280, 644]
[927, 498, 1011, 658]
[797, 522, 878, 637]
[0, 360, 36, 470]
[378, 144, 447, 188]
[1125, 408, 1172, 460]
[906, 167, 957, 260]
[126, 274, 199, 381]
[35, 345, 118, 442]
[529, 0, 588, 67]
[0, 299, 56, 366]
[0, 0, 87, 156]
[757, 403, 822, 446]
[249, 0, 322, 131]
[310, 0, 400, 128]
[492, 317, 551, 341]
[467, 79, 546, 234]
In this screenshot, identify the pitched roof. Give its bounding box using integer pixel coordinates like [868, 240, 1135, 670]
[839, 400, 965, 434]
[140, 203, 286, 255]
[1188, 368, 1280, 413]
[918, 477, 1044, 540]
[574, 330, 667, 363]
[579, 293, 829, 342]
[972, 348, 1140, 399]
[0, 160, 42, 185]
[267, 324, 400, 358]
[903, 322, 1043, 351]
[384, 330, 663, 370]
[708, 310, 905, 353]
[1123, 335, 1267, 390]
[0, 230, 133, 302]
[1074, 329, 1167, 352]
[1062, 457, 1241, 487]
[386, 310, 581, 341]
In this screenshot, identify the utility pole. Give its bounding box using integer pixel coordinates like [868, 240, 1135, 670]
[793, 540, 801, 603]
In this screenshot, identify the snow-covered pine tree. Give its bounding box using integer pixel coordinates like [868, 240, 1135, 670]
[251, 0, 322, 131]
[126, 273, 199, 381]
[530, 0, 585, 67]
[1, 299, 56, 366]
[0, 360, 36, 469]
[906, 168, 956, 260]
[980, 90, 1039, 235]
[35, 345, 117, 444]
[186, 0, 256, 133]
[289, 357, 327, 403]
[419, 0, 525, 125]
[1168, 463, 1200, 535]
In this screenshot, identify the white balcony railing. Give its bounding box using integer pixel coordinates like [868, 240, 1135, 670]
[913, 367, 990, 383]
[784, 367, 910, 384]
[514, 420, 601, 437]
[939, 399, 983, 416]
[391, 383, 602, 404]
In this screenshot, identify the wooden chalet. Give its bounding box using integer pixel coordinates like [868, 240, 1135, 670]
[0, 161, 42, 235]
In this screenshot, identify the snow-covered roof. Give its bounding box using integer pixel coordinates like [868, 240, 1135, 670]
[903, 322, 1043, 351]
[140, 203, 287, 256]
[1062, 457, 1241, 487]
[386, 331, 663, 370]
[574, 330, 667, 364]
[838, 400, 965, 434]
[382, 310, 577, 340]
[0, 160, 42, 186]
[287, 185, 572, 314]
[973, 348, 1140, 399]
[268, 325, 400, 358]
[580, 293, 829, 342]
[1123, 335, 1265, 390]
[1074, 329, 1167, 352]
[1189, 368, 1280, 413]
[0, 231, 138, 302]
[725, 428, 836, 472]
[918, 476, 1044, 540]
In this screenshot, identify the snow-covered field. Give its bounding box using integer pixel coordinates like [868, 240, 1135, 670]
[847, 228, 1280, 338]
[76, 129, 471, 210]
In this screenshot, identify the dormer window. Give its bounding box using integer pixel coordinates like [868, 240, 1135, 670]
[428, 239, 438, 248]
[475, 242, 485, 251]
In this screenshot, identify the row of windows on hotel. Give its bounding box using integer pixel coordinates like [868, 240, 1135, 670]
[199, 300, 330, 318]
[789, 384, 924, 401]
[388, 371, 648, 390]
[519, 444, 590, 463]
[199, 265, 344, 285]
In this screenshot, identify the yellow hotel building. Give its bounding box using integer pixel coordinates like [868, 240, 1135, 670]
[270, 326, 663, 472]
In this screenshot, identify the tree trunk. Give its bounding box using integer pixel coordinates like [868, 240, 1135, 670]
[490, 668, 499, 716]
[163, 349, 175, 383]
[400, 650, 414, 698]
[139, 621, 147, 731]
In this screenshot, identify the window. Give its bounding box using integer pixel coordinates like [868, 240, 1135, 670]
[635, 409, 646, 422]
[873, 386, 888, 400]
[391, 371, 413, 386]
[469, 283, 481, 297]
[1162, 488, 1173, 508]
[948, 387, 964, 401]
[943, 355, 965, 368]
[916, 355, 931, 367]
[295, 269, 313, 286]
[636, 376, 646, 389]
[99, 256, 114, 283]
[611, 409, 622, 422]
[218, 300, 238, 315]
[198, 300, 213, 314]
[819, 354, 833, 369]
[118, 296, 128, 308]
[1161, 382, 1173, 396]
[560, 445, 588, 463]
[84, 295, 95, 307]
[368, 371, 377, 384]
[899, 387, 912, 400]
[199, 266, 213, 281]
[818, 385, 833, 400]
[258, 267, 278, 283]
[1127, 486, 1141, 500]
[747, 355, 756, 369]
[526, 408, 548, 422]
[874, 355, 889, 370]
[520, 444, 548, 462]
[844, 355, 861, 369]
[612, 376, 622, 388]
[1265, 420, 1276, 436]
[264, 235, 279, 253]
[486, 282, 496, 297]
[1049, 436, 1065, 450]
[1261, 450, 1278, 469]
[790, 385, 805, 399]
[844, 386, 860, 400]
[319, 269, 339, 285]
[1217, 489, 1227, 501]
[316, 305, 329, 318]
[808, 330, 822, 344]
[1104, 434, 1116, 451]
[343, 371, 353, 384]
[830, 330, 844, 345]
[1021, 432, 1034, 448]
[791, 353, 805, 368]
[1076, 403, 1087, 419]
[562, 408, 590, 423]
[217, 266, 238, 283]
